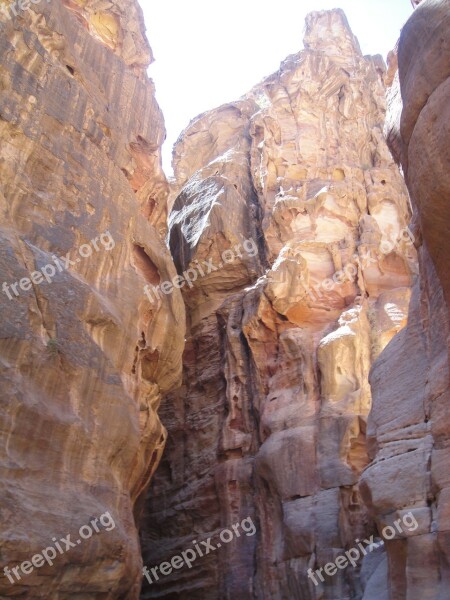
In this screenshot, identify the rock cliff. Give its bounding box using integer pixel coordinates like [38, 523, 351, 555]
[0, 1, 184, 598]
[2, 1, 447, 599]
[360, 0, 450, 598]
[141, 9, 417, 600]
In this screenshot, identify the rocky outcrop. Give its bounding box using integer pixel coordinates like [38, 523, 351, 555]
[141, 10, 416, 599]
[0, 1, 184, 598]
[360, 1, 450, 598]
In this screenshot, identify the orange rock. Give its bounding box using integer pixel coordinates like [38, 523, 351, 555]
[141, 9, 416, 599]
[362, 1, 450, 598]
[0, 1, 185, 597]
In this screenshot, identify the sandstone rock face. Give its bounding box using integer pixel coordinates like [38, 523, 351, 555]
[141, 10, 416, 600]
[0, 2, 184, 598]
[360, 1, 450, 599]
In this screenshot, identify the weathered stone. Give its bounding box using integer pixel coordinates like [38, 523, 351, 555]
[0, 1, 184, 598]
[362, 1, 450, 598]
[141, 9, 415, 600]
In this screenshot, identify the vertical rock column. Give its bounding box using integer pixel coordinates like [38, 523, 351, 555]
[141, 10, 416, 600]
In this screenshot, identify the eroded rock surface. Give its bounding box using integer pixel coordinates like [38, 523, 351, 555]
[141, 10, 416, 600]
[0, 1, 184, 598]
[361, 1, 450, 598]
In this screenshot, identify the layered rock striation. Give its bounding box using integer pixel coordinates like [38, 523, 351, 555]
[2, 1, 446, 598]
[0, 1, 184, 598]
[141, 10, 416, 600]
[360, 1, 450, 598]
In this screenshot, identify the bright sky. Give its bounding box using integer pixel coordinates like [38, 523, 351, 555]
[141, 1, 413, 174]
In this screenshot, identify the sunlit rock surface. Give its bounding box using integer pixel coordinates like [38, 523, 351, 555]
[361, 1, 450, 598]
[140, 9, 416, 600]
[0, 1, 185, 598]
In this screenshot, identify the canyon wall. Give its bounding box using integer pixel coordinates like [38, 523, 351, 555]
[0, 1, 184, 598]
[360, 0, 450, 598]
[141, 10, 417, 600]
[1, 1, 447, 598]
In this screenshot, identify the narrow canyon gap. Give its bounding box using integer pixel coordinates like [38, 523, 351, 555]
[0, 1, 448, 600]
[140, 7, 425, 600]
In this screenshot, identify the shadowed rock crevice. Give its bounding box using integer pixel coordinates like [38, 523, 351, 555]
[361, 1, 450, 598]
[140, 8, 418, 600]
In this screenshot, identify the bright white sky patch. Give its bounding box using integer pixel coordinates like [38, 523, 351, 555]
[141, 0, 413, 174]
